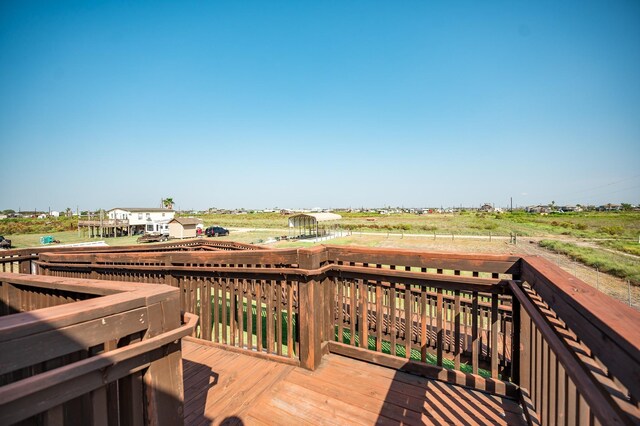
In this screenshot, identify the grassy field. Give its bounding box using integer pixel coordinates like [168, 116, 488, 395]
[597, 239, 640, 256]
[3, 230, 141, 248]
[538, 239, 640, 284]
[194, 211, 640, 239]
[2, 212, 638, 286]
[3, 211, 638, 241]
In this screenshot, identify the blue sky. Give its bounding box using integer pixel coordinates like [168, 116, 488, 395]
[1, 1, 639, 210]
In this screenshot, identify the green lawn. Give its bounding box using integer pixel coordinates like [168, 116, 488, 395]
[193, 210, 640, 240]
[3, 230, 140, 249]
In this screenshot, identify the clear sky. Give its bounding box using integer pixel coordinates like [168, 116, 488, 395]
[1, 1, 639, 211]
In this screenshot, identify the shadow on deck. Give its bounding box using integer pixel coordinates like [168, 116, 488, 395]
[182, 339, 526, 426]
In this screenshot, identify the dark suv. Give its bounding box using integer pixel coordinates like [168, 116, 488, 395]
[205, 226, 229, 237]
[0, 236, 11, 249]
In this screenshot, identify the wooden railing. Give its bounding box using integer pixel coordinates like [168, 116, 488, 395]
[33, 246, 520, 391]
[0, 239, 265, 274]
[515, 257, 640, 425]
[0, 273, 197, 425]
[2, 243, 639, 425]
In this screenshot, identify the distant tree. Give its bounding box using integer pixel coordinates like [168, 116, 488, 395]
[65, 207, 72, 217]
[621, 203, 632, 211]
[162, 198, 174, 209]
[1, 209, 15, 215]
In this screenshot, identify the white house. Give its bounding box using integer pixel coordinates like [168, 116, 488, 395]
[107, 208, 175, 234]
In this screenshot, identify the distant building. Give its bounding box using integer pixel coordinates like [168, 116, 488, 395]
[288, 213, 342, 239]
[79, 207, 175, 238]
[168, 217, 203, 239]
[108, 207, 175, 234]
[526, 205, 551, 214]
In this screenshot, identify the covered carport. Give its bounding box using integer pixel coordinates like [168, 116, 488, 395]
[288, 213, 342, 239]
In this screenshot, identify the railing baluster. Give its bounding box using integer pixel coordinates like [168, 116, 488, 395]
[549, 349, 557, 426]
[214, 278, 220, 343]
[327, 277, 336, 344]
[472, 291, 479, 375]
[230, 278, 236, 347]
[420, 287, 427, 363]
[239, 278, 245, 349]
[579, 393, 590, 425]
[437, 288, 443, 366]
[376, 282, 382, 352]
[557, 362, 566, 426]
[277, 280, 283, 356]
[222, 278, 228, 345]
[491, 293, 499, 379]
[247, 279, 253, 351]
[256, 280, 262, 351]
[203, 278, 211, 341]
[287, 281, 294, 358]
[267, 279, 274, 354]
[567, 378, 578, 425]
[535, 328, 542, 417]
[390, 282, 396, 355]
[360, 279, 368, 350]
[541, 334, 548, 424]
[350, 279, 356, 346]
[454, 290, 461, 370]
[338, 279, 344, 343]
[405, 283, 411, 359]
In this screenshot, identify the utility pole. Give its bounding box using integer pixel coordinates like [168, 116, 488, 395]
[510, 197, 513, 212]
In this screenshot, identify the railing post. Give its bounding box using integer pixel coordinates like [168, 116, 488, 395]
[517, 288, 531, 393]
[298, 249, 324, 370]
[18, 257, 31, 275]
[142, 292, 186, 425]
[511, 288, 521, 385]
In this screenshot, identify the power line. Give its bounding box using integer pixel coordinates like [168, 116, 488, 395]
[548, 174, 640, 202]
[562, 184, 640, 204]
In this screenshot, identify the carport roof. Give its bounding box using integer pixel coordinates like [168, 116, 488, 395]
[289, 213, 342, 222]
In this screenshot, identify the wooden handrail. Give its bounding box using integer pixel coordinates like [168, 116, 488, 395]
[0, 312, 197, 425]
[510, 281, 634, 425]
[0, 274, 197, 425]
[34, 260, 506, 290]
[520, 256, 640, 403]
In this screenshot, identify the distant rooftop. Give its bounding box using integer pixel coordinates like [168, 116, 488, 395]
[169, 217, 202, 226]
[109, 208, 175, 213]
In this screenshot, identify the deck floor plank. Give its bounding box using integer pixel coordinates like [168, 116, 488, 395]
[181, 339, 526, 425]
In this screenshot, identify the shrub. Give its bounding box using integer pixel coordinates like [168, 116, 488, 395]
[600, 226, 624, 236]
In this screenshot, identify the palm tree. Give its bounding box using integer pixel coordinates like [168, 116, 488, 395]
[163, 198, 174, 209]
[65, 207, 72, 217]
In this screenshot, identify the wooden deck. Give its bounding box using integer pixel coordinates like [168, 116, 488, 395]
[182, 339, 526, 425]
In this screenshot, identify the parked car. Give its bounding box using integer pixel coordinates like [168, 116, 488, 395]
[205, 226, 229, 237]
[0, 236, 11, 249]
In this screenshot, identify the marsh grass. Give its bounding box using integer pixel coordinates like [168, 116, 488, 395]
[539, 240, 640, 284]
